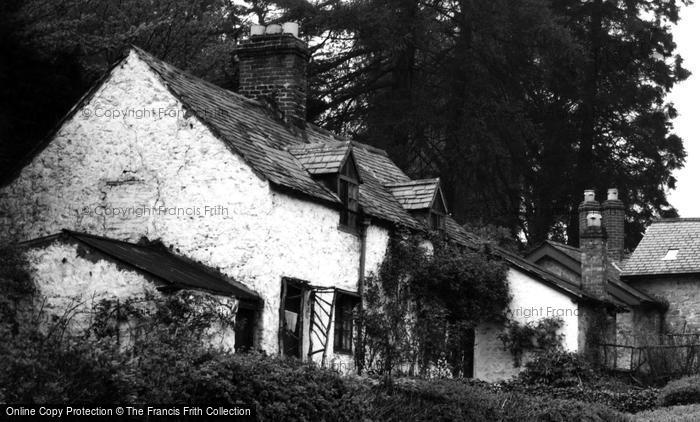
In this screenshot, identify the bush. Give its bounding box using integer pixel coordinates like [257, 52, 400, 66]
[658, 375, 700, 407]
[519, 350, 598, 387]
[635, 404, 700, 422]
[497, 381, 658, 414]
[368, 379, 629, 422]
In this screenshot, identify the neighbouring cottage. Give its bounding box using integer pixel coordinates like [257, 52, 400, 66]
[526, 189, 667, 349]
[0, 24, 633, 379]
[621, 218, 700, 334]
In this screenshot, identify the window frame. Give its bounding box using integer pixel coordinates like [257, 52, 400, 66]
[337, 154, 360, 233]
[333, 293, 358, 354]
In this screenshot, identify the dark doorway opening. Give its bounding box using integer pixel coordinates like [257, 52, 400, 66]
[280, 278, 307, 358]
[234, 308, 256, 352]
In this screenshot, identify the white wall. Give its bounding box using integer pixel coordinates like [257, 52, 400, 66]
[23, 239, 238, 350]
[0, 51, 391, 360]
[474, 267, 581, 382]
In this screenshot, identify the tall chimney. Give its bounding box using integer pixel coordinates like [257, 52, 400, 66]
[578, 189, 601, 243]
[580, 210, 607, 298]
[233, 23, 309, 126]
[602, 188, 624, 263]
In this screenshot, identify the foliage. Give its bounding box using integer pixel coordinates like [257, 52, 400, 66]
[518, 350, 598, 387]
[499, 317, 565, 367]
[361, 230, 509, 377]
[364, 378, 629, 422]
[0, 245, 35, 332]
[657, 375, 700, 407]
[635, 404, 700, 422]
[497, 380, 658, 414]
[1, 288, 631, 422]
[1, 0, 691, 245]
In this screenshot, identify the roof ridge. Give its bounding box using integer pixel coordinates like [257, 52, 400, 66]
[653, 218, 700, 224]
[385, 178, 441, 187]
[546, 240, 580, 252]
[131, 46, 261, 107]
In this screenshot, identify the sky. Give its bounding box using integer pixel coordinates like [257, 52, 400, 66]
[666, 3, 700, 217]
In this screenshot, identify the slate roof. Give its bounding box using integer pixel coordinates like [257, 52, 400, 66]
[133, 48, 340, 205]
[527, 240, 662, 308]
[495, 247, 608, 303]
[386, 179, 441, 210]
[61, 230, 262, 307]
[133, 48, 423, 229]
[623, 219, 700, 277]
[287, 142, 351, 175]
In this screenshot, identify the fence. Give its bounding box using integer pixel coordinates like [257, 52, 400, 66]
[600, 336, 700, 380]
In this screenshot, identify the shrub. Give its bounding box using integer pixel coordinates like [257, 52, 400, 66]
[658, 375, 700, 407]
[635, 404, 700, 422]
[519, 350, 598, 387]
[497, 381, 658, 414]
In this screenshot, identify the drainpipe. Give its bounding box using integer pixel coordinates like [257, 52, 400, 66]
[356, 217, 371, 374]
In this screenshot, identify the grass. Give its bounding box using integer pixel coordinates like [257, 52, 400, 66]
[633, 404, 700, 421]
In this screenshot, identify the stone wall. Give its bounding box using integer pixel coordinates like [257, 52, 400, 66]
[0, 50, 391, 362]
[634, 276, 700, 333]
[474, 267, 580, 382]
[23, 238, 238, 350]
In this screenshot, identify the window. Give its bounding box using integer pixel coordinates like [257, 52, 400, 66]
[662, 249, 679, 261]
[429, 189, 447, 232]
[334, 294, 358, 354]
[430, 211, 445, 231]
[338, 155, 360, 231]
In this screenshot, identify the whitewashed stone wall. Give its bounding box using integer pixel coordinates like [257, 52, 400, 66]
[0, 50, 391, 360]
[23, 239, 238, 350]
[474, 267, 581, 382]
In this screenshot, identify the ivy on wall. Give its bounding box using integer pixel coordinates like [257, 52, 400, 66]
[499, 317, 564, 367]
[359, 229, 510, 377]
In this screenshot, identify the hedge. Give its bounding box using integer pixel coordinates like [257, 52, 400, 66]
[0, 326, 630, 421]
[657, 375, 700, 407]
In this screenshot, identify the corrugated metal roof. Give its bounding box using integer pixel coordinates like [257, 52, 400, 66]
[63, 230, 262, 305]
[623, 219, 700, 276]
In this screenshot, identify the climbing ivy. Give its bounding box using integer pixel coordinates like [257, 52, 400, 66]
[499, 317, 564, 367]
[359, 229, 510, 377]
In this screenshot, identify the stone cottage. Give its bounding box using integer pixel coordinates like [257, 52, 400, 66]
[621, 218, 700, 334]
[526, 189, 667, 349]
[0, 24, 634, 378]
[0, 26, 473, 371]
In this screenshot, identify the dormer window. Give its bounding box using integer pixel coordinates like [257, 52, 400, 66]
[287, 142, 362, 234]
[338, 155, 360, 231]
[386, 178, 448, 233]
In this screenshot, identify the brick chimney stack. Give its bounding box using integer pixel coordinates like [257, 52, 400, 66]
[233, 22, 309, 126]
[581, 210, 607, 298]
[578, 189, 601, 240]
[579, 190, 607, 298]
[602, 188, 625, 263]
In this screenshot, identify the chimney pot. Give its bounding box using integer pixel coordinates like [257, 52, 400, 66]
[587, 212, 602, 227]
[250, 24, 265, 36]
[607, 188, 618, 201]
[282, 22, 299, 38]
[265, 24, 282, 34]
[584, 189, 596, 202]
